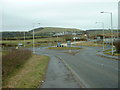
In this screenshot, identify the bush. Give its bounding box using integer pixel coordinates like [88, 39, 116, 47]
[2, 49, 32, 83]
[113, 40, 120, 53]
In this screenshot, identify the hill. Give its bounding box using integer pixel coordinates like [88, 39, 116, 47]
[1, 27, 83, 40]
[29, 27, 83, 34]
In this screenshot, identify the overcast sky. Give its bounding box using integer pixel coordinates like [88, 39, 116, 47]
[0, 0, 119, 31]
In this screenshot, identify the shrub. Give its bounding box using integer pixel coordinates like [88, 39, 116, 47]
[2, 49, 32, 83]
[113, 40, 120, 53]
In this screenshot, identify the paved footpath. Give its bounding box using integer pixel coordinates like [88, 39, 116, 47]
[40, 55, 80, 88]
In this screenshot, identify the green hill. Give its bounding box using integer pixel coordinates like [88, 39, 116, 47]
[1, 27, 83, 40]
[29, 27, 82, 34]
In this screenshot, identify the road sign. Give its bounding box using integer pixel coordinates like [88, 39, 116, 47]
[67, 41, 71, 47]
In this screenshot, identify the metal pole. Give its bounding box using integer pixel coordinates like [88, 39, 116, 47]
[95, 30, 97, 46]
[49, 31, 52, 47]
[33, 23, 35, 53]
[102, 22, 105, 51]
[110, 13, 114, 55]
[74, 31, 75, 42]
[24, 31, 26, 47]
[95, 22, 105, 51]
[100, 12, 114, 55]
[57, 34, 58, 44]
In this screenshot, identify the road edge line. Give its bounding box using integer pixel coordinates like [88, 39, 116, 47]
[96, 52, 120, 60]
[55, 55, 90, 88]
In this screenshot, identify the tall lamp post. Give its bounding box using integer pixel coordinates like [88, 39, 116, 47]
[100, 12, 114, 55]
[96, 22, 105, 51]
[24, 31, 26, 47]
[33, 23, 40, 53]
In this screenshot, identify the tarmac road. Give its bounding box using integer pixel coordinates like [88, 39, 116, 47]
[40, 55, 80, 88]
[34, 46, 118, 88]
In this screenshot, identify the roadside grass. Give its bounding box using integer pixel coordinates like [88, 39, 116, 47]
[104, 52, 120, 56]
[2, 49, 32, 86]
[103, 49, 120, 56]
[47, 47, 82, 50]
[75, 42, 103, 47]
[3, 55, 49, 88]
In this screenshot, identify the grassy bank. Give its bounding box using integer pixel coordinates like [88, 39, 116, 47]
[3, 54, 49, 88]
[2, 49, 32, 86]
[48, 47, 82, 50]
[103, 49, 120, 56]
[75, 41, 103, 47]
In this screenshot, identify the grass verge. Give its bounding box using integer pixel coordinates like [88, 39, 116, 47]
[103, 49, 120, 56]
[3, 54, 50, 88]
[75, 42, 103, 47]
[2, 49, 32, 84]
[47, 47, 82, 50]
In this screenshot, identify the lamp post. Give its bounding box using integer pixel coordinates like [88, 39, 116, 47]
[100, 12, 114, 55]
[24, 31, 26, 47]
[33, 23, 40, 53]
[49, 32, 52, 46]
[57, 33, 58, 44]
[96, 22, 105, 51]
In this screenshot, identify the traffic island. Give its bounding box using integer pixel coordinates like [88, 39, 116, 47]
[96, 51, 120, 60]
[47, 47, 82, 50]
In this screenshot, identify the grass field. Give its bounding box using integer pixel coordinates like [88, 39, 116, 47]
[47, 47, 82, 50]
[1, 36, 66, 47]
[75, 41, 103, 47]
[3, 54, 50, 88]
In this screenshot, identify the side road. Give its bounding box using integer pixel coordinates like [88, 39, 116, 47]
[36, 54, 80, 88]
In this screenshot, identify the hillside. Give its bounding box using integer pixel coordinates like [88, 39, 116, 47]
[29, 27, 83, 34]
[1, 27, 83, 40]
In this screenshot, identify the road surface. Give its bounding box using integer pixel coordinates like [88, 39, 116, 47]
[34, 46, 118, 88]
[39, 54, 80, 88]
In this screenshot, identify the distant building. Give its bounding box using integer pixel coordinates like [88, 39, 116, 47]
[73, 37, 80, 40]
[18, 43, 23, 47]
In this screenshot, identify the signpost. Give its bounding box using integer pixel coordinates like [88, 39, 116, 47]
[67, 41, 71, 47]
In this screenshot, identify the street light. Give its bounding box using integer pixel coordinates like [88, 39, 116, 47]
[33, 23, 40, 53]
[100, 11, 114, 55]
[96, 22, 105, 51]
[24, 31, 26, 47]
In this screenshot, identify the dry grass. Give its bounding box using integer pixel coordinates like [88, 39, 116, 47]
[2, 49, 32, 85]
[3, 55, 49, 88]
[75, 42, 103, 47]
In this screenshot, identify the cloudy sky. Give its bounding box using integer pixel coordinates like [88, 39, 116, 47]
[0, 0, 119, 31]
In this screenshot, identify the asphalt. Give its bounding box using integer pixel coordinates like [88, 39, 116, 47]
[35, 53, 80, 88]
[34, 46, 119, 88]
